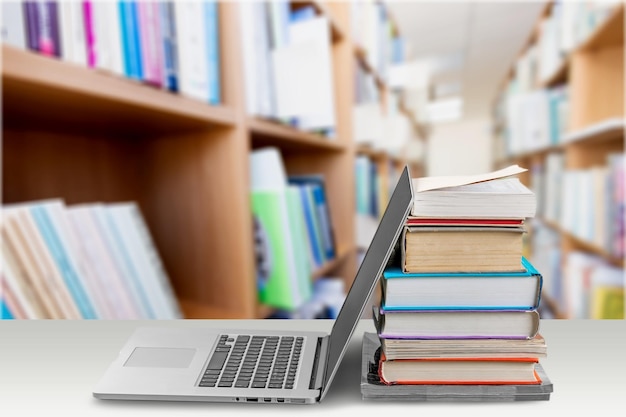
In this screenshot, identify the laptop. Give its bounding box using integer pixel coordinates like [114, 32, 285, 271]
[93, 166, 414, 404]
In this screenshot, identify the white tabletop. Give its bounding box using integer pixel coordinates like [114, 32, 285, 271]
[1, 319, 624, 416]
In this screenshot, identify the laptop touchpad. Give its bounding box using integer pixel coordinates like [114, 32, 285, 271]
[124, 347, 196, 368]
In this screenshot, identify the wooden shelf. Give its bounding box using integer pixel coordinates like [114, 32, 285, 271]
[248, 117, 346, 153]
[561, 118, 625, 146]
[180, 299, 250, 320]
[2, 45, 236, 135]
[540, 218, 624, 269]
[496, 118, 624, 165]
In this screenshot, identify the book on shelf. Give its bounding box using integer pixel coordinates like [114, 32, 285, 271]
[1, 1, 27, 49]
[119, 0, 143, 80]
[2, 204, 80, 319]
[249, 147, 313, 311]
[1, 199, 182, 320]
[24, 1, 61, 57]
[382, 256, 543, 310]
[360, 332, 553, 401]
[4, 1, 223, 104]
[374, 307, 541, 340]
[401, 226, 526, 273]
[159, 1, 178, 92]
[287, 175, 337, 261]
[137, 0, 163, 87]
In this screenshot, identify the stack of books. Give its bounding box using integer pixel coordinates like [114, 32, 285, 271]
[361, 165, 554, 401]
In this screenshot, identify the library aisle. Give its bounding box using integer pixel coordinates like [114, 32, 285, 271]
[1, 1, 623, 320]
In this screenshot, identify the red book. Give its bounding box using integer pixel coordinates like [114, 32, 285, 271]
[405, 218, 524, 227]
[378, 352, 541, 385]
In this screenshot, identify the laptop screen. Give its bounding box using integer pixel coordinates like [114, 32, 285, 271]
[320, 167, 413, 399]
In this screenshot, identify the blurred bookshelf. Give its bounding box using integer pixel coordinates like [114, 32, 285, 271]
[1, 1, 426, 319]
[491, 1, 624, 319]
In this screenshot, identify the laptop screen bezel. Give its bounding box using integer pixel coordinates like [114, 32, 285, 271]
[319, 166, 413, 400]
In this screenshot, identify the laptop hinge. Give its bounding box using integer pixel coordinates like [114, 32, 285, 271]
[309, 335, 329, 390]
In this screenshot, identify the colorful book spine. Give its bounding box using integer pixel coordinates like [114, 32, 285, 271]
[138, 1, 163, 87]
[83, 1, 96, 67]
[204, 0, 220, 104]
[29, 206, 97, 319]
[119, 1, 143, 81]
[36, 1, 61, 57]
[159, 1, 178, 91]
[24, 2, 40, 52]
[1, 298, 14, 320]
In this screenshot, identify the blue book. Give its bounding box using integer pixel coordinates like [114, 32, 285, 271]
[159, 1, 178, 92]
[1, 298, 14, 319]
[292, 183, 324, 268]
[119, 1, 143, 80]
[289, 175, 336, 260]
[30, 205, 97, 319]
[205, 0, 220, 104]
[381, 257, 543, 311]
[98, 208, 157, 319]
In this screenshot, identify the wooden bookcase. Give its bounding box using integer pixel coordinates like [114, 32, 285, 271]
[492, 3, 624, 318]
[2, 2, 422, 319]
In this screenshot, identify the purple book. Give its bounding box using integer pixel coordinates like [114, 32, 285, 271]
[23, 2, 40, 51]
[23, 1, 61, 57]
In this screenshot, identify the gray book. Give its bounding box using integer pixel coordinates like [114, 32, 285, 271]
[361, 332, 553, 402]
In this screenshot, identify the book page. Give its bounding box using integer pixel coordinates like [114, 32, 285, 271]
[412, 165, 528, 193]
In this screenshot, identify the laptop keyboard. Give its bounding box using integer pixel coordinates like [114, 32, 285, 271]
[199, 335, 304, 389]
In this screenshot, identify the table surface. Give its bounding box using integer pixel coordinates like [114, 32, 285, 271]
[1, 318, 625, 416]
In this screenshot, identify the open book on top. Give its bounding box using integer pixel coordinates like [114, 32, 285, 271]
[410, 165, 536, 219]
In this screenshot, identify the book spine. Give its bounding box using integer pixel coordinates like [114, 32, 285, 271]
[83, 0, 96, 67]
[101, 209, 155, 319]
[46, 1, 61, 57]
[30, 206, 97, 319]
[24, 2, 40, 52]
[205, 0, 220, 104]
[126, 204, 182, 318]
[159, 2, 178, 92]
[313, 185, 336, 259]
[103, 1, 124, 75]
[59, 1, 87, 66]
[119, 1, 143, 80]
[1, 298, 14, 320]
[138, 1, 162, 87]
[1, 1, 27, 48]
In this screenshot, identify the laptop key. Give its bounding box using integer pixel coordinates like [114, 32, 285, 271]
[251, 381, 266, 388]
[206, 351, 228, 370]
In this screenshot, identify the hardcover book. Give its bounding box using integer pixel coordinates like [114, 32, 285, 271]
[382, 256, 543, 310]
[361, 332, 553, 401]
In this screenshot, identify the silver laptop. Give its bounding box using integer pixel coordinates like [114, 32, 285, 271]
[93, 167, 413, 404]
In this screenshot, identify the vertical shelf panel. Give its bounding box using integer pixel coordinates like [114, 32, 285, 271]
[141, 127, 256, 318]
[570, 46, 624, 131]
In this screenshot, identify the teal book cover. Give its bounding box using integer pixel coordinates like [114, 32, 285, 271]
[381, 257, 543, 311]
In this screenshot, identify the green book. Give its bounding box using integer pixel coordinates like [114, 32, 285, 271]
[251, 188, 311, 310]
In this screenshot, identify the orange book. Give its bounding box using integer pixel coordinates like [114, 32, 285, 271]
[378, 352, 542, 385]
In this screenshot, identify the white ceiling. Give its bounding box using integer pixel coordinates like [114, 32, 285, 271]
[385, 0, 548, 120]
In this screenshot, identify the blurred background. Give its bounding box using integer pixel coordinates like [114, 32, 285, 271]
[1, 0, 623, 321]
